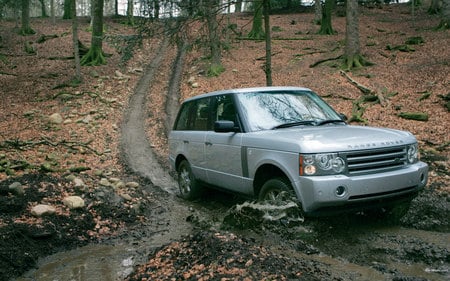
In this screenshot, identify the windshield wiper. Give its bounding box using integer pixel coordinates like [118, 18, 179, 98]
[272, 120, 317, 129]
[315, 119, 346, 126]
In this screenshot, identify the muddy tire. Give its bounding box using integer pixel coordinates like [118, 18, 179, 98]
[259, 177, 295, 202]
[177, 160, 202, 200]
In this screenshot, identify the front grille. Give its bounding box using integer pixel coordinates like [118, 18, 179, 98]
[344, 146, 407, 175]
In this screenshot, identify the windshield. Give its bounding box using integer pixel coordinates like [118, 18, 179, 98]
[236, 90, 342, 131]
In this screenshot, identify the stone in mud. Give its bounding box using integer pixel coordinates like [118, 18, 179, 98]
[31, 204, 56, 217]
[63, 196, 85, 209]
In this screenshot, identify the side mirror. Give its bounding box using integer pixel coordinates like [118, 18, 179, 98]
[339, 113, 348, 121]
[214, 120, 238, 133]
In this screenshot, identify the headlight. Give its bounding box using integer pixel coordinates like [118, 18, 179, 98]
[300, 153, 346, 176]
[407, 143, 419, 164]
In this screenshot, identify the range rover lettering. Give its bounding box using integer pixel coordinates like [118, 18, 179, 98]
[168, 87, 428, 216]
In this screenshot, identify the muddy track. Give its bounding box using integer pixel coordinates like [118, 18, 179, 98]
[120, 37, 176, 190]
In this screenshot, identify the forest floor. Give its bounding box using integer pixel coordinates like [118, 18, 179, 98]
[0, 3, 449, 281]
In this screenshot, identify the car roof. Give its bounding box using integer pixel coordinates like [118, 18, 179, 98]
[182, 86, 312, 103]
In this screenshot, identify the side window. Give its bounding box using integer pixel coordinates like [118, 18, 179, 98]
[192, 98, 211, 131]
[174, 102, 195, 130]
[214, 95, 240, 130]
[174, 98, 211, 131]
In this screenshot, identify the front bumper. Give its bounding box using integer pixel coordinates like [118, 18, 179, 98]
[294, 161, 428, 214]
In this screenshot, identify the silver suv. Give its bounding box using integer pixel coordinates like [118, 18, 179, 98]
[168, 87, 428, 216]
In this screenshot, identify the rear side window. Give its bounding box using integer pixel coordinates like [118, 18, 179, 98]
[173, 98, 211, 131]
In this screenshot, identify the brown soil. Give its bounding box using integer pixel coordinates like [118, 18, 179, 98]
[0, 4, 449, 281]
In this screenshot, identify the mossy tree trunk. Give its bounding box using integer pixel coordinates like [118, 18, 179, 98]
[343, 0, 372, 69]
[438, 0, 450, 29]
[248, 0, 265, 39]
[318, 0, 335, 35]
[19, 0, 35, 35]
[63, 0, 73, 20]
[81, 0, 106, 66]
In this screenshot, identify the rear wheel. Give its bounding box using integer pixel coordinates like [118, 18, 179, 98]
[259, 177, 295, 202]
[177, 160, 202, 200]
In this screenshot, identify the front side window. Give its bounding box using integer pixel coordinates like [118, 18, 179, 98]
[236, 91, 341, 131]
[173, 98, 211, 131]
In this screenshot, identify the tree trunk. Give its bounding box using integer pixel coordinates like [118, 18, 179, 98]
[39, 0, 48, 17]
[81, 0, 106, 66]
[248, 0, 265, 39]
[20, 0, 35, 35]
[438, 0, 450, 29]
[314, 0, 322, 25]
[343, 0, 371, 69]
[428, 0, 441, 14]
[71, 0, 82, 82]
[263, 0, 272, 86]
[205, 0, 223, 76]
[318, 0, 335, 35]
[127, 0, 134, 25]
[235, 0, 243, 13]
[154, 0, 160, 19]
[63, 0, 73, 19]
[51, 0, 56, 24]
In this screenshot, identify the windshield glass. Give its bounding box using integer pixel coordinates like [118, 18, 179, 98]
[236, 90, 342, 131]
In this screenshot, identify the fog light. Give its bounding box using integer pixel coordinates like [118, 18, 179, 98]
[335, 186, 346, 197]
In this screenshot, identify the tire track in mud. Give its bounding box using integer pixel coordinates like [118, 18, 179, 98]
[120, 37, 177, 191]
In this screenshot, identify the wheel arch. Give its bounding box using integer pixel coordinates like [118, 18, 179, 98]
[253, 163, 294, 197]
[174, 154, 188, 171]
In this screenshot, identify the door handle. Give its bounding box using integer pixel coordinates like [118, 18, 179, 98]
[183, 140, 189, 144]
[205, 141, 212, 146]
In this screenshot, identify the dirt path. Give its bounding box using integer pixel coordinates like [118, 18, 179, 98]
[120, 37, 177, 192]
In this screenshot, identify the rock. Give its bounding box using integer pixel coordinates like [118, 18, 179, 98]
[94, 169, 104, 176]
[114, 181, 125, 189]
[9, 182, 25, 196]
[191, 82, 199, 88]
[125, 181, 140, 188]
[63, 196, 85, 209]
[99, 178, 111, 187]
[73, 177, 85, 187]
[31, 204, 56, 217]
[49, 113, 63, 124]
[65, 174, 76, 181]
[120, 193, 132, 201]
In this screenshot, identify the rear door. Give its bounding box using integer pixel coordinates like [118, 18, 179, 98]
[171, 97, 211, 182]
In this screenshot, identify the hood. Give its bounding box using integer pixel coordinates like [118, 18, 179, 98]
[245, 125, 417, 153]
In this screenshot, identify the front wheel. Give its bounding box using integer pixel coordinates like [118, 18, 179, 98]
[177, 160, 202, 200]
[259, 177, 295, 202]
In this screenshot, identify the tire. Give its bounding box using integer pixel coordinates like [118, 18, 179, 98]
[177, 160, 202, 200]
[258, 177, 295, 202]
